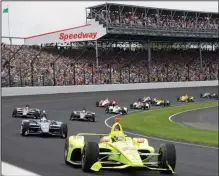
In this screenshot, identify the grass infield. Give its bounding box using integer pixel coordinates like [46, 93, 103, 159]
[120, 101, 218, 147]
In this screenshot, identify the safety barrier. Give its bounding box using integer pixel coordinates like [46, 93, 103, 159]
[2, 80, 218, 97]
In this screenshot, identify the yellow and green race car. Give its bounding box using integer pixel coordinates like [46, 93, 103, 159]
[151, 98, 171, 106]
[177, 94, 194, 102]
[64, 118, 176, 174]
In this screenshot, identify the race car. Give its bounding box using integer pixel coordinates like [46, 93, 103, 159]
[20, 116, 68, 138]
[200, 92, 218, 99]
[138, 96, 153, 103]
[12, 105, 41, 118]
[177, 94, 194, 102]
[151, 98, 170, 106]
[130, 101, 150, 110]
[70, 108, 95, 122]
[105, 105, 128, 115]
[96, 98, 117, 107]
[64, 118, 176, 174]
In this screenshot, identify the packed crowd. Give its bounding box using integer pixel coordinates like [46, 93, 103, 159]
[93, 6, 218, 31]
[2, 43, 218, 87]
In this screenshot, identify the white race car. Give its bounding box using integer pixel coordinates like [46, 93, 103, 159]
[130, 101, 150, 110]
[105, 105, 128, 115]
[139, 97, 153, 103]
[96, 98, 118, 107]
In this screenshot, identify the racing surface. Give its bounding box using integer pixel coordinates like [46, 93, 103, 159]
[2, 86, 218, 176]
[171, 106, 218, 131]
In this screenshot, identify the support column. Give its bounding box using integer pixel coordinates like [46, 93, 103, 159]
[147, 40, 151, 82]
[199, 42, 202, 71]
[95, 40, 99, 71]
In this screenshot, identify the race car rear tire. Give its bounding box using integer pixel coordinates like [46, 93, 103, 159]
[91, 116, 95, 122]
[70, 113, 75, 120]
[105, 107, 109, 113]
[12, 109, 17, 117]
[21, 122, 30, 136]
[61, 123, 68, 139]
[158, 143, 176, 174]
[96, 101, 99, 107]
[176, 97, 180, 101]
[130, 104, 133, 109]
[82, 142, 99, 172]
[34, 111, 40, 119]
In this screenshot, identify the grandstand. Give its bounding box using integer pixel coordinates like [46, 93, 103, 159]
[1, 3, 218, 87]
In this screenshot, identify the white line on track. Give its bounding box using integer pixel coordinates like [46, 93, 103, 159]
[1, 162, 41, 176]
[169, 106, 217, 124]
[104, 102, 218, 150]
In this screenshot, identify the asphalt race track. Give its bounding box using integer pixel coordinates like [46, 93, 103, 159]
[2, 86, 218, 176]
[171, 106, 218, 131]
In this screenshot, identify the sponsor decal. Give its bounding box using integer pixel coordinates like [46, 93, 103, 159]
[59, 32, 97, 41]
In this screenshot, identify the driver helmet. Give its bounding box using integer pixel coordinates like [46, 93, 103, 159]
[41, 110, 47, 118]
[82, 107, 86, 112]
[25, 105, 30, 109]
[40, 116, 47, 122]
[111, 131, 125, 142]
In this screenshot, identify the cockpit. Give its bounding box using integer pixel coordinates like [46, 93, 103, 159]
[40, 117, 48, 123]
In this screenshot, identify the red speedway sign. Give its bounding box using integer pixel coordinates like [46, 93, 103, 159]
[59, 32, 97, 41]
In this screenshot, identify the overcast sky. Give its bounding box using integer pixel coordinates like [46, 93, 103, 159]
[1, 1, 218, 44]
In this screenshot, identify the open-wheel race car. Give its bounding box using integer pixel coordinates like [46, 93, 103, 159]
[20, 116, 68, 138]
[70, 108, 95, 122]
[151, 98, 171, 106]
[200, 92, 218, 99]
[12, 105, 41, 118]
[105, 105, 128, 115]
[130, 100, 150, 110]
[96, 98, 118, 107]
[64, 118, 176, 174]
[177, 94, 194, 102]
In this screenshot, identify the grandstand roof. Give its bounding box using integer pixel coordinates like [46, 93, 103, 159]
[24, 19, 107, 45]
[87, 3, 218, 16]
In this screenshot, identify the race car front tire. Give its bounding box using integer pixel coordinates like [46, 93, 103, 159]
[96, 101, 99, 107]
[64, 139, 70, 164]
[91, 116, 95, 122]
[21, 122, 30, 136]
[81, 142, 99, 172]
[130, 104, 134, 109]
[12, 109, 17, 117]
[158, 143, 176, 174]
[61, 123, 68, 139]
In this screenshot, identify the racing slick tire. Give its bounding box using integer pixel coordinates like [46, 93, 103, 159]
[105, 107, 109, 113]
[20, 122, 30, 136]
[158, 143, 176, 174]
[81, 142, 99, 172]
[12, 109, 17, 117]
[33, 110, 40, 119]
[130, 104, 134, 109]
[176, 97, 180, 101]
[120, 108, 127, 115]
[200, 93, 203, 98]
[70, 112, 75, 120]
[96, 101, 99, 107]
[60, 123, 68, 139]
[64, 138, 70, 165]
